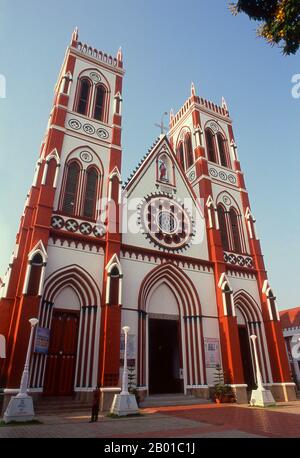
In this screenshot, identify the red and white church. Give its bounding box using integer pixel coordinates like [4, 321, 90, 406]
[0, 30, 296, 408]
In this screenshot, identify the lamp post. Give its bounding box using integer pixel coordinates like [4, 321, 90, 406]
[250, 335, 263, 390]
[110, 325, 139, 416]
[121, 326, 130, 395]
[249, 334, 275, 407]
[18, 318, 39, 398]
[4, 318, 39, 423]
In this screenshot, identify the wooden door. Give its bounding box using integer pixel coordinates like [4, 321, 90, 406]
[44, 310, 79, 396]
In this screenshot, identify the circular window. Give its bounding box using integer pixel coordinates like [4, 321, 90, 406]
[139, 195, 194, 250]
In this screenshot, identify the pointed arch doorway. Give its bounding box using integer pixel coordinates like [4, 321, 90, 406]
[148, 315, 183, 395]
[138, 263, 206, 396]
[43, 287, 80, 396]
[44, 308, 80, 396]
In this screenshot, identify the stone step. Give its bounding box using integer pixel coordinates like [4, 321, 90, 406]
[139, 394, 212, 408]
[35, 398, 92, 414]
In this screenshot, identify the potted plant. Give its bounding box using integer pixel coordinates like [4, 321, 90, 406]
[213, 364, 235, 404]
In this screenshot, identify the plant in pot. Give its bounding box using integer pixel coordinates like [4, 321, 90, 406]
[213, 364, 235, 404]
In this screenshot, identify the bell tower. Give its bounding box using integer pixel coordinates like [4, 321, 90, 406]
[0, 29, 125, 396]
[169, 84, 293, 402]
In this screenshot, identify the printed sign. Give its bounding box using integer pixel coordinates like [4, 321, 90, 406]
[34, 327, 50, 354]
[120, 334, 136, 360]
[0, 334, 6, 358]
[204, 338, 221, 368]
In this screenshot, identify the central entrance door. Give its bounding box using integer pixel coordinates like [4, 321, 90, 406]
[149, 318, 183, 395]
[238, 325, 256, 390]
[44, 310, 79, 396]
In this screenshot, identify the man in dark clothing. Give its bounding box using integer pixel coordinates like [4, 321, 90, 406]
[90, 386, 101, 423]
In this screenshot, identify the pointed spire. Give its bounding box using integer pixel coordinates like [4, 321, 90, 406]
[71, 27, 79, 45]
[222, 96, 228, 112]
[191, 82, 196, 97]
[117, 47, 123, 62]
[170, 109, 174, 122]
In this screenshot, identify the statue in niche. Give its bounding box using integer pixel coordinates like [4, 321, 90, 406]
[159, 159, 169, 182]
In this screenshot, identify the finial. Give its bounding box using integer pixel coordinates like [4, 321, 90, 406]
[72, 27, 79, 43]
[222, 96, 228, 112]
[191, 82, 196, 96]
[117, 47, 123, 61]
[170, 109, 174, 122]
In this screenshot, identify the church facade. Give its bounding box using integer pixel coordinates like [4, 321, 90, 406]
[0, 30, 295, 407]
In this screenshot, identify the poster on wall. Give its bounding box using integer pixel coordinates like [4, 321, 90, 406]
[34, 327, 50, 354]
[120, 334, 136, 360]
[0, 334, 6, 359]
[204, 338, 220, 368]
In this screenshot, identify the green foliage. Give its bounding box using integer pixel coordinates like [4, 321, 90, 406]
[213, 364, 234, 399]
[229, 0, 300, 55]
[128, 365, 137, 395]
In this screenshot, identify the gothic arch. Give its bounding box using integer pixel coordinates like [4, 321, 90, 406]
[30, 265, 102, 392]
[58, 146, 104, 219]
[234, 290, 272, 384]
[137, 263, 206, 390]
[43, 264, 101, 306]
[216, 191, 247, 254]
[139, 262, 201, 316]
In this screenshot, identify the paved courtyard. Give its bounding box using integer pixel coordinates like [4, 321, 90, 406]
[1, 401, 300, 438]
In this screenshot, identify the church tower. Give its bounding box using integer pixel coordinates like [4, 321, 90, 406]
[169, 83, 293, 402]
[0, 29, 125, 402]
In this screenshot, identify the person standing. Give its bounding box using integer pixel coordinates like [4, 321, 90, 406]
[90, 386, 101, 423]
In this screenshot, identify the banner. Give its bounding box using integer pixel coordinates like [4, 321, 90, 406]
[204, 337, 220, 368]
[120, 334, 136, 360]
[34, 327, 50, 354]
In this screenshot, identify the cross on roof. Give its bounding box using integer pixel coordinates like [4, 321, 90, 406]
[155, 112, 168, 135]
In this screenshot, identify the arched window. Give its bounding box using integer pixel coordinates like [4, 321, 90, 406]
[217, 205, 230, 251]
[62, 162, 80, 215]
[27, 253, 43, 296]
[217, 133, 229, 168]
[224, 284, 233, 316]
[45, 158, 57, 187]
[268, 289, 278, 321]
[177, 142, 185, 169]
[83, 168, 99, 219]
[109, 266, 120, 305]
[93, 85, 106, 121]
[76, 78, 91, 116]
[229, 208, 242, 253]
[205, 129, 217, 163]
[185, 134, 194, 169]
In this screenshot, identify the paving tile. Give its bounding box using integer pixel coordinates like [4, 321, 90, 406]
[1, 401, 300, 438]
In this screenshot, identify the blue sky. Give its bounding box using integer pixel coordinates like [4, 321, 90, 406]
[0, 0, 299, 309]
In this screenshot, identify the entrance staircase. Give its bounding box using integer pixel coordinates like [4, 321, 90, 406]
[139, 393, 212, 408]
[34, 397, 92, 416]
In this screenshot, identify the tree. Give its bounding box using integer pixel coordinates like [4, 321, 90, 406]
[229, 1, 300, 55]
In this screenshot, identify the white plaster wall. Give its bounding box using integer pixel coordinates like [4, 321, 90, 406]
[147, 283, 179, 316]
[54, 286, 81, 311]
